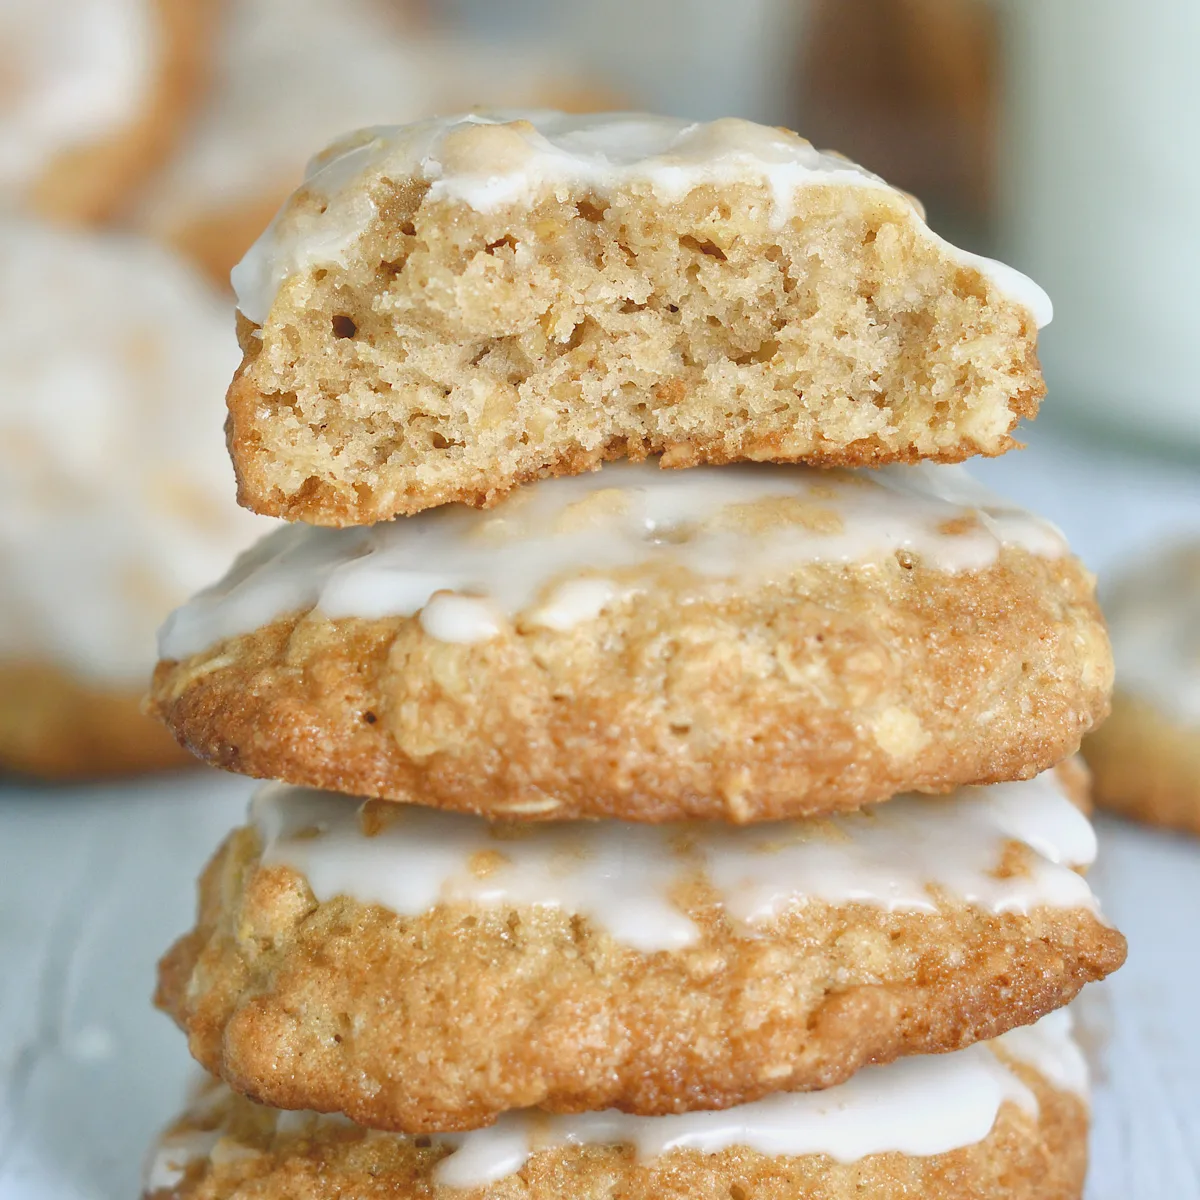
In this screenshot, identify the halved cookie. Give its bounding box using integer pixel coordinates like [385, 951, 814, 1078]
[225, 111, 1051, 525]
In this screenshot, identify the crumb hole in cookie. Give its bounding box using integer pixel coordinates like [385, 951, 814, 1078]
[485, 235, 518, 254]
[400, 220, 416, 236]
[313, 269, 328, 282]
[332, 314, 357, 339]
[575, 199, 607, 223]
[620, 299, 647, 314]
[669, 722, 692, 736]
[729, 1185, 748, 1200]
[414, 1136, 432, 1149]
[565, 318, 596, 351]
[895, 549, 916, 570]
[361, 710, 377, 724]
[732, 339, 780, 366]
[680, 234, 728, 261]
[431, 431, 464, 450]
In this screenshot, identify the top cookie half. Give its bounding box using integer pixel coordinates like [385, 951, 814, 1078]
[228, 111, 1051, 526]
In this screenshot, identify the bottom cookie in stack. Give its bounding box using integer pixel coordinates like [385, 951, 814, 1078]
[144, 1012, 1089, 1200]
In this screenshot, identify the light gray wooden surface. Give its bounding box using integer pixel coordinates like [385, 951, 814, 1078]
[0, 428, 1197, 1199]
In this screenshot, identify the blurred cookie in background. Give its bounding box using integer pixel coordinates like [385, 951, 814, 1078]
[1083, 542, 1200, 836]
[0, 218, 268, 780]
[136, 0, 619, 288]
[0, 0, 216, 225]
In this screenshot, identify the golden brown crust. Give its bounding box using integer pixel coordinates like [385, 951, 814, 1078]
[226, 178, 1045, 526]
[144, 1065, 1088, 1200]
[0, 661, 192, 779]
[30, 0, 217, 225]
[155, 820, 1124, 1132]
[1084, 688, 1200, 836]
[149, 549, 1112, 822]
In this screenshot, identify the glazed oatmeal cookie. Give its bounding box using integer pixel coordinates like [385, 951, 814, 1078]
[155, 769, 1123, 1131]
[150, 463, 1111, 821]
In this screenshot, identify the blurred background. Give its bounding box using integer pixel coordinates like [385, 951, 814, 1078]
[0, 2, 1197, 1199]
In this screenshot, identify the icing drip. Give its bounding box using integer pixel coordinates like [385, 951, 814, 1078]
[158, 461, 1066, 660]
[251, 768, 1099, 955]
[230, 110, 1052, 327]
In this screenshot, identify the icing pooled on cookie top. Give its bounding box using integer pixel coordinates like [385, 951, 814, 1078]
[1103, 541, 1200, 724]
[0, 219, 268, 682]
[149, 1017, 1084, 1189]
[250, 767, 1099, 955]
[231, 109, 1052, 327]
[0, 0, 152, 195]
[158, 460, 1066, 661]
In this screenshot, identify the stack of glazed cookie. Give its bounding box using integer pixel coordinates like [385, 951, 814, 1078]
[144, 112, 1126, 1200]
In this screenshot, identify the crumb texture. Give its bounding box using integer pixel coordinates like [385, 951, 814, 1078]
[229, 178, 1045, 524]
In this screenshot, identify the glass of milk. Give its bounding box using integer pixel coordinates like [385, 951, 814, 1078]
[998, 0, 1200, 450]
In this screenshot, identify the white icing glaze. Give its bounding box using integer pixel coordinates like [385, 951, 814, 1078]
[158, 460, 1066, 660]
[1102, 541, 1200, 725]
[252, 768, 1098, 954]
[231, 110, 1052, 328]
[0, 219, 269, 682]
[151, 1013, 1085, 1190]
[997, 1009, 1089, 1100]
[432, 1045, 1034, 1187]
[0, 0, 151, 195]
[138, 2, 602, 248]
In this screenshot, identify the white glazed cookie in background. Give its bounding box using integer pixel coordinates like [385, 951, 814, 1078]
[155, 767, 1122, 1132]
[149, 460, 1112, 822]
[0, 218, 268, 779]
[1083, 540, 1200, 836]
[0, 0, 215, 224]
[135, 0, 618, 289]
[141, 1014, 1089, 1199]
[223, 109, 1051, 527]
